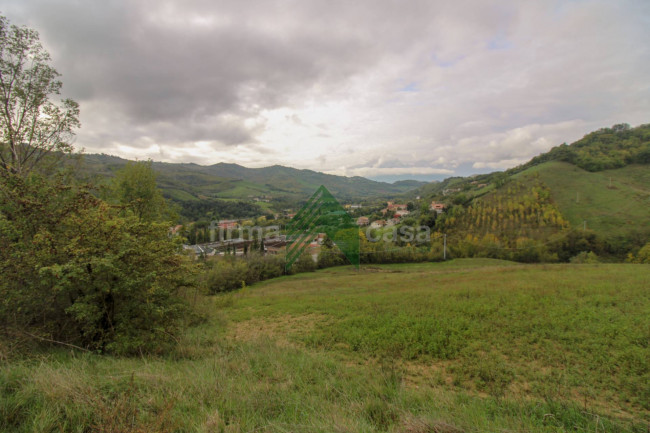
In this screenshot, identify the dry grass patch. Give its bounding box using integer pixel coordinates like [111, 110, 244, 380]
[227, 313, 328, 347]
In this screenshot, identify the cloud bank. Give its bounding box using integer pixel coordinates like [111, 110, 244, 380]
[2, 0, 649, 180]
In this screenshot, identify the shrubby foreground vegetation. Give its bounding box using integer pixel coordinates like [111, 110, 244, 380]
[0, 166, 198, 354]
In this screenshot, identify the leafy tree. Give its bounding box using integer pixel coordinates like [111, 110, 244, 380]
[419, 212, 436, 228]
[0, 170, 197, 354]
[112, 160, 172, 222]
[0, 16, 79, 176]
[550, 230, 605, 262]
[322, 234, 334, 249]
[452, 193, 469, 206]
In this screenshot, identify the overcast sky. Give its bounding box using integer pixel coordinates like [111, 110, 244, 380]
[2, 0, 649, 181]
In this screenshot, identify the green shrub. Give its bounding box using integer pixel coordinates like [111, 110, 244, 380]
[317, 246, 347, 268]
[0, 172, 197, 354]
[204, 253, 284, 294]
[290, 251, 317, 274]
[245, 253, 285, 282]
[205, 258, 249, 293]
[570, 251, 600, 264]
[627, 242, 650, 264]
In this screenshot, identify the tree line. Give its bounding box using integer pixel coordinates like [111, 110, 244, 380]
[519, 123, 650, 172]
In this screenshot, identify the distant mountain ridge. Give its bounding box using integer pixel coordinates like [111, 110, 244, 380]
[74, 154, 428, 209]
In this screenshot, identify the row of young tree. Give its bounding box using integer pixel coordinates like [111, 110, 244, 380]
[436, 175, 569, 248]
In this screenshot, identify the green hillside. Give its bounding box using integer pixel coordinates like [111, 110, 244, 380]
[432, 164, 649, 260]
[411, 124, 650, 260]
[517, 162, 650, 241]
[521, 123, 650, 172]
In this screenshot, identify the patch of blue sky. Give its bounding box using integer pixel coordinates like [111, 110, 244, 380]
[431, 53, 464, 68]
[552, 0, 589, 17]
[487, 35, 512, 50]
[399, 82, 419, 92]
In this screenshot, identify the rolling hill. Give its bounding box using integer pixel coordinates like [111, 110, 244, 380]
[412, 123, 650, 258]
[71, 123, 648, 251]
[515, 161, 650, 241]
[73, 154, 427, 210]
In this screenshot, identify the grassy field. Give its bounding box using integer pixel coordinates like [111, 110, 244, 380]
[518, 162, 650, 239]
[1, 259, 649, 432]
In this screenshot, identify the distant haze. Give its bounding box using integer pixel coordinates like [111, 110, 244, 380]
[2, 0, 649, 180]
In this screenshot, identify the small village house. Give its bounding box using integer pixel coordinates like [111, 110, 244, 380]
[430, 202, 446, 214]
[381, 201, 407, 215]
[218, 220, 238, 230]
[394, 209, 410, 218]
[370, 220, 387, 229]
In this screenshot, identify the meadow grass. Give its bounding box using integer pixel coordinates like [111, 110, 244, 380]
[518, 161, 650, 238]
[1, 259, 648, 432]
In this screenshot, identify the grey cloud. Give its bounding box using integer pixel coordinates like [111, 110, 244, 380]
[4, 0, 394, 146]
[1, 0, 648, 178]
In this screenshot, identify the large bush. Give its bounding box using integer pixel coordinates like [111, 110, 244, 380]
[0, 172, 197, 354]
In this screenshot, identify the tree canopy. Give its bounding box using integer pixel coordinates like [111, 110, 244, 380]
[0, 170, 197, 354]
[0, 15, 79, 176]
[519, 123, 650, 172]
[112, 160, 172, 222]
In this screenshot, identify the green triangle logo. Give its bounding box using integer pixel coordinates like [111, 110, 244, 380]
[285, 185, 359, 271]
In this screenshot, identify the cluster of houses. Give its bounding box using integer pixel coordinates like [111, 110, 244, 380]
[355, 201, 409, 228]
[356, 200, 447, 229]
[178, 197, 450, 257]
